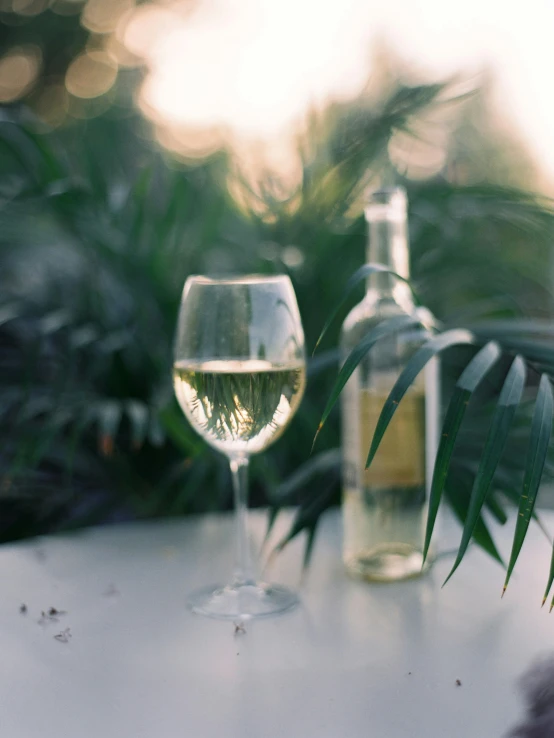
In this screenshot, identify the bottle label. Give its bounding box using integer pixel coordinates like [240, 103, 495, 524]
[359, 388, 425, 487]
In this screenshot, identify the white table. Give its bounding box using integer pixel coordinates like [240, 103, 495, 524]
[0, 507, 552, 738]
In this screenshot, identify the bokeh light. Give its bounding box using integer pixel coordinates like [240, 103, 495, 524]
[65, 50, 117, 99]
[103, 31, 141, 68]
[111, 0, 554, 194]
[11, 0, 47, 16]
[82, 0, 134, 35]
[153, 123, 223, 162]
[120, 4, 182, 61]
[0, 45, 41, 102]
[123, 0, 370, 139]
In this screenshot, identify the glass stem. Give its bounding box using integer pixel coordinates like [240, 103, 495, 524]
[230, 455, 255, 586]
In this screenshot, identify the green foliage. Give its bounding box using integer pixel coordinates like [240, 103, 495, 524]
[1, 70, 554, 601]
[310, 273, 554, 593]
[423, 341, 502, 560]
[313, 313, 422, 447]
[364, 328, 475, 469]
[443, 355, 527, 585]
[504, 373, 553, 594]
[314, 262, 421, 353]
[0, 80, 449, 540]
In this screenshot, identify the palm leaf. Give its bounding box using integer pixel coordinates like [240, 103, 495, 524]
[503, 374, 553, 596]
[313, 314, 423, 448]
[302, 522, 319, 571]
[264, 448, 341, 546]
[499, 484, 552, 546]
[470, 319, 554, 338]
[364, 329, 475, 470]
[313, 263, 421, 353]
[0, 301, 25, 327]
[264, 505, 281, 548]
[158, 404, 202, 455]
[125, 400, 150, 450]
[148, 414, 166, 448]
[129, 166, 153, 248]
[95, 400, 123, 457]
[0, 122, 47, 185]
[271, 478, 338, 556]
[423, 341, 502, 560]
[443, 355, 527, 585]
[271, 448, 341, 504]
[545, 545, 554, 609]
[17, 125, 65, 183]
[485, 492, 509, 526]
[446, 475, 505, 566]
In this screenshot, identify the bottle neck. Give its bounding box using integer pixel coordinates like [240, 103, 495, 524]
[366, 216, 412, 307]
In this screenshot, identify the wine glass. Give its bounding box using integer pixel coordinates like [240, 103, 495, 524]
[173, 274, 306, 619]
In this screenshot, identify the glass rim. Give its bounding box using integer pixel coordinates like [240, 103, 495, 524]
[184, 273, 292, 286]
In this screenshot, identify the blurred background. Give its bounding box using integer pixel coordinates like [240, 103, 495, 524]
[1, 0, 554, 544]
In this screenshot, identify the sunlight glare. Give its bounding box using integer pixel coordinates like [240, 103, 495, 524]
[123, 0, 371, 137]
[120, 0, 554, 189]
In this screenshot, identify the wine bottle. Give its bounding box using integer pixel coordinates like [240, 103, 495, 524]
[340, 187, 439, 581]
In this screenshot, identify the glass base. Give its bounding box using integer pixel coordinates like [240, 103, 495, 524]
[187, 581, 299, 620]
[345, 543, 431, 582]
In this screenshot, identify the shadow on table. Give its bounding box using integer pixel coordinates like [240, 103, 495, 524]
[507, 654, 554, 737]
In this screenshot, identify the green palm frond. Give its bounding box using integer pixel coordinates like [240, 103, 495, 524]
[2, 62, 554, 595]
[279, 266, 554, 598]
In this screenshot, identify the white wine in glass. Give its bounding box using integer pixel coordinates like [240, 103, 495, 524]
[173, 275, 306, 619]
[173, 360, 305, 455]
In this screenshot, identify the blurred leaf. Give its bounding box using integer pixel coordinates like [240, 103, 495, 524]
[271, 448, 341, 504]
[19, 126, 65, 183]
[129, 166, 153, 248]
[313, 263, 422, 353]
[39, 309, 73, 335]
[470, 319, 554, 338]
[148, 414, 166, 448]
[271, 477, 338, 556]
[95, 400, 123, 457]
[264, 505, 281, 547]
[0, 302, 24, 326]
[307, 349, 340, 377]
[157, 404, 198, 455]
[302, 83, 444, 218]
[302, 522, 319, 571]
[0, 123, 44, 185]
[264, 448, 341, 547]
[126, 400, 150, 450]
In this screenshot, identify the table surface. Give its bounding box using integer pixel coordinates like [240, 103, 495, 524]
[1, 506, 552, 738]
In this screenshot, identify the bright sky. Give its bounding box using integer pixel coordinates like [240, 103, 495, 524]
[121, 0, 554, 183]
